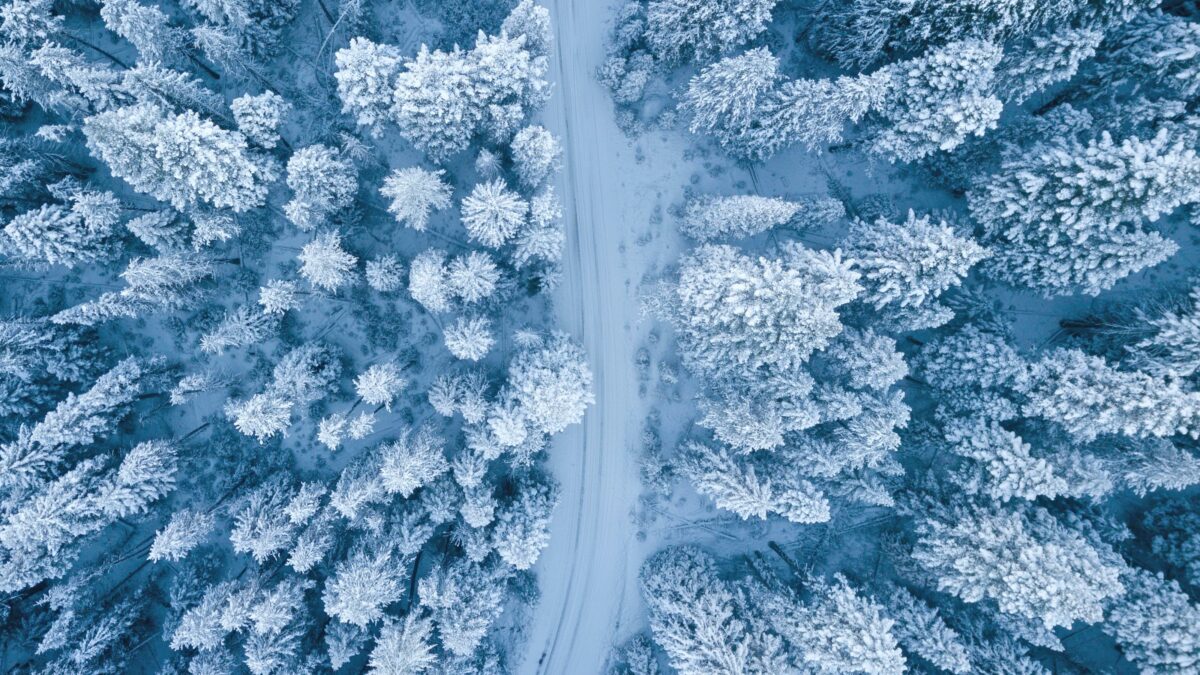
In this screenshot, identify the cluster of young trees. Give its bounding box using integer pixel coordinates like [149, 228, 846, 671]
[617, 1, 1200, 673]
[0, 0, 592, 672]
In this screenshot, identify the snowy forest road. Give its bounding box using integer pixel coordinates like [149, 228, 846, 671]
[518, 0, 652, 672]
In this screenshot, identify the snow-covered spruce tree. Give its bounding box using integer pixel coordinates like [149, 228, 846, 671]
[378, 426, 449, 498]
[640, 546, 786, 674]
[867, 39, 1003, 162]
[681, 47, 781, 158]
[643, 0, 776, 66]
[1, 196, 116, 268]
[666, 242, 860, 383]
[810, 0, 1100, 71]
[283, 144, 357, 231]
[749, 69, 890, 160]
[389, 45, 479, 161]
[751, 574, 906, 674]
[379, 166, 451, 232]
[971, 126, 1200, 296]
[883, 585, 972, 674]
[228, 477, 298, 563]
[118, 252, 215, 303]
[1024, 348, 1200, 441]
[843, 210, 988, 331]
[100, 0, 189, 67]
[0, 356, 145, 489]
[1094, 10, 1200, 101]
[388, 21, 547, 160]
[225, 393, 291, 443]
[368, 612, 437, 674]
[149, 508, 215, 563]
[679, 194, 799, 241]
[0, 440, 177, 591]
[677, 440, 831, 523]
[910, 499, 1126, 629]
[298, 230, 358, 292]
[258, 279, 301, 315]
[200, 305, 277, 355]
[1123, 286, 1200, 378]
[1106, 568, 1200, 674]
[84, 104, 276, 212]
[995, 27, 1103, 105]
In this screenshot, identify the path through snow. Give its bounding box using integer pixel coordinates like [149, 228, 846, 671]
[518, 0, 690, 671]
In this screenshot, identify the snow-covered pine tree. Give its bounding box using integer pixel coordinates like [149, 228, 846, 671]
[461, 178, 528, 248]
[679, 194, 799, 241]
[84, 104, 276, 212]
[868, 39, 1003, 162]
[510, 124, 561, 190]
[444, 316, 495, 361]
[283, 144, 357, 231]
[100, 0, 188, 67]
[298, 230, 358, 292]
[408, 248, 453, 312]
[1106, 568, 1200, 674]
[995, 27, 1103, 105]
[335, 37, 403, 137]
[911, 500, 1125, 629]
[229, 478, 298, 563]
[971, 126, 1200, 296]
[643, 0, 776, 66]
[446, 251, 500, 304]
[1095, 10, 1200, 100]
[491, 476, 557, 569]
[323, 544, 405, 627]
[379, 166, 451, 232]
[231, 91, 290, 149]
[844, 210, 988, 331]
[354, 362, 406, 410]
[417, 558, 509, 657]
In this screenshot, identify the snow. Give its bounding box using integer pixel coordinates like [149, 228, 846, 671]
[520, 0, 670, 669]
